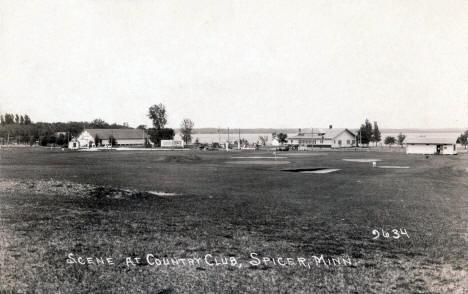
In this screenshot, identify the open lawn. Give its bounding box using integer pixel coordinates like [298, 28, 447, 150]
[0, 148, 467, 293]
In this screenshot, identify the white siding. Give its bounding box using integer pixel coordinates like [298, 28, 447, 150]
[406, 144, 436, 154]
[77, 131, 94, 148]
[161, 140, 184, 148]
[116, 139, 145, 145]
[441, 144, 457, 155]
[332, 131, 356, 148]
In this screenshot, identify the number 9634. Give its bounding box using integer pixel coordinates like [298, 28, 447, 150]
[372, 228, 409, 239]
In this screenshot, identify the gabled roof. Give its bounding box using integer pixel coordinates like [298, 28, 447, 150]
[83, 129, 147, 140]
[324, 128, 356, 138]
[406, 137, 457, 144]
[288, 134, 325, 140]
[289, 128, 356, 140]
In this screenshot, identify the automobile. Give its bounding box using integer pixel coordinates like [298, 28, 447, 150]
[276, 145, 290, 151]
[204, 145, 218, 151]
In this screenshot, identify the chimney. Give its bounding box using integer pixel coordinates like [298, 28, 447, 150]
[329, 125, 333, 129]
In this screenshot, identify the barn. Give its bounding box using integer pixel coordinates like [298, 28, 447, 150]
[73, 129, 149, 148]
[288, 127, 356, 148]
[406, 137, 457, 155]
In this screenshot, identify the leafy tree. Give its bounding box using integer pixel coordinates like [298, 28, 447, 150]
[397, 133, 406, 146]
[48, 135, 56, 145]
[0, 115, 4, 126]
[239, 138, 249, 146]
[148, 104, 167, 130]
[109, 135, 116, 146]
[94, 134, 100, 146]
[372, 121, 381, 146]
[357, 119, 373, 145]
[55, 135, 65, 146]
[20, 115, 24, 125]
[258, 136, 268, 146]
[89, 118, 109, 128]
[4, 114, 14, 124]
[24, 115, 32, 125]
[457, 130, 468, 148]
[180, 118, 194, 145]
[137, 124, 147, 130]
[29, 135, 36, 146]
[147, 128, 174, 146]
[15, 114, 20, 124]
[39, 136, 49, 146]
[277, 133, 288, 143]
[384, 136, 396, 145]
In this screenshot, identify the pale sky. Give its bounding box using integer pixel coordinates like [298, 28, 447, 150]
[1, 0, 467, 129]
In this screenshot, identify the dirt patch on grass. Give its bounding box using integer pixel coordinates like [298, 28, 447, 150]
[0, 179, 176, 200]
[147, 191, 181, 197]
[0, 179, 95, 197]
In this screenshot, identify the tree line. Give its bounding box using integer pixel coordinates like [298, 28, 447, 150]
[0, 114, 129, 146]
[357, 119, 407, 146]
[1, 113, 32, 125]
[0, 104, 195, 147]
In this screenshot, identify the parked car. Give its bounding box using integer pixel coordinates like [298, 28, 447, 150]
[276, 145, 290, 151]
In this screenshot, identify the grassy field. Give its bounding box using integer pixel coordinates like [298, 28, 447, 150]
[0, 148, 467, 293]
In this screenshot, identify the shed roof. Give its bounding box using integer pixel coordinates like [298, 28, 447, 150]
[405, 137, 457, 144]
[289, 128, 356, 140]
[84, 129, 147, 140]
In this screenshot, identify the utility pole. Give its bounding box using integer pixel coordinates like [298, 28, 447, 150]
[238, 128, 241, 149]
[311, 127, 313, 151]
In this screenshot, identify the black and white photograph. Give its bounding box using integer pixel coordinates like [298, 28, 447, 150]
[0, 0, 467, 293]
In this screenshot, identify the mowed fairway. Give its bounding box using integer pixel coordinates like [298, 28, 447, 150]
[0, 148, 467, 293]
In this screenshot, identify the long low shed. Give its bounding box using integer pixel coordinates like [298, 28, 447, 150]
[70, 129, 149, 149]
[406, 137, 457, 155]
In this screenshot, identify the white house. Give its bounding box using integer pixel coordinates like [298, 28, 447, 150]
[72, 129, 149, 148]
[406, 137, 457, 155]
[288, 127, 356, 148]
